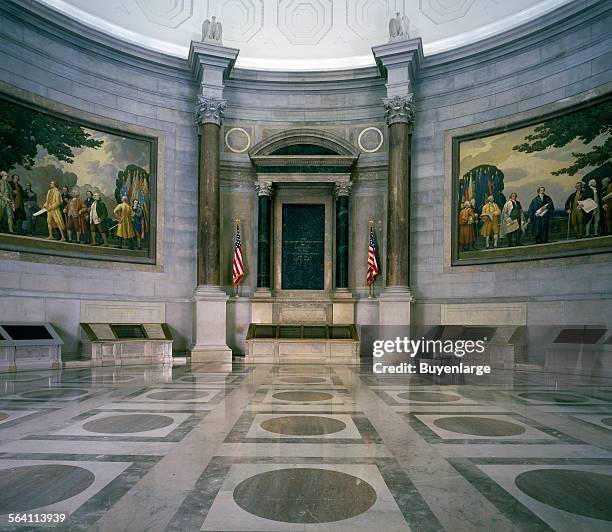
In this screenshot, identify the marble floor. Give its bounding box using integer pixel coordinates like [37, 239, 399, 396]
[0, 362, 611, 531]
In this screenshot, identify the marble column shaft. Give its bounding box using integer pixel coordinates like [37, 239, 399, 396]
[256, 188, 272, 289]
[335, 187, 350, 289]
[198, 122, 221, 286]
[386, 121, 411, 288]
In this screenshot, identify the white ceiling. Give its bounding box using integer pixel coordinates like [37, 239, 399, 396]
[37, 0, 572, 70]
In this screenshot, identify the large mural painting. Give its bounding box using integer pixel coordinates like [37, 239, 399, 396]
[0, 96, 156, 263]
[453, 98, 612, 264]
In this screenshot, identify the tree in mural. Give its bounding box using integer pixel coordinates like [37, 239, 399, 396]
[459, 164, 505, 212]
[512, 101, 612, 179]
[0, 101, 103, 170]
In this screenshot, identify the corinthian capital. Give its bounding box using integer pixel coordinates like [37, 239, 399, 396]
[255, 181, 273, 196]
[195, 95, 226, 126]
[334, 181, 352, 197]
[383, 95, 415, 127]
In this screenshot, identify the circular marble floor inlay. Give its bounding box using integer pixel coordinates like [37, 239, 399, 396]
[0, 464, 95, 512]
[146, 390, 210, 401]
[20, 388, 88, 400]
[82, 413, 174, 434]
[398, 391, 462, 403]
[279, 376, 327, 384]
[272, 391, 333, 402]
[0, 412, 9, 422]
[260, 415, 347, 436]
[518, 391, 587, 403]
[434, 416, 526, 436]
[515, 469, 612, 521]
[233, 468, 377, 523]
[601, 417, 612, 427]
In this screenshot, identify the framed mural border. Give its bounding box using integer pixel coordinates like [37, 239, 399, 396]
[0, 80, 165, 272]
[444, 85, 612, 271]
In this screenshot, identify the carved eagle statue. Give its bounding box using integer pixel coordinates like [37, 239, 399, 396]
[389, 12, 410, 39]
[202, 16, 223, 43]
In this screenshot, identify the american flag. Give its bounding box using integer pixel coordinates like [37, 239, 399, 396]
[367, 225, 379, 285]
[232, 223, 244, 286]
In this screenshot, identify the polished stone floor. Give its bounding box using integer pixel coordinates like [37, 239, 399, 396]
[0, 362, 611, 531]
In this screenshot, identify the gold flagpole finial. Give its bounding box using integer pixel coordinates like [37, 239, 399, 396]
[368, 219, 375, 226]
[235, 218, 241, 225]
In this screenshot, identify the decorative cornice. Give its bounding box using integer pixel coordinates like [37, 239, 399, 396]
[383, 95, 415, 127]
[334, 182, 352, 197]
[195, 95, 226, 126]
[254, 181, 273, 196]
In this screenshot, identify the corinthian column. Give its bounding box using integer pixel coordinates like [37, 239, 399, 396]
[383, 95, 415, 290]
[255, 181, 273, 292]
[334, 181, 351, 290]
[196, 96, 226, 287]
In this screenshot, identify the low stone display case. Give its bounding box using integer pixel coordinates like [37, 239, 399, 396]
[245, 324, 359, 364]
[0, 322, 63, 372]
[409, 325, 524, 385]
[80, 323, 173, 366]
[544, 328, 612, 378]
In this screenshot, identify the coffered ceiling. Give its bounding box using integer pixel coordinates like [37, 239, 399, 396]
[36, 0, 572, 70]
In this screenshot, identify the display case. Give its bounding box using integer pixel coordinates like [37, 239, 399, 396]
[245, 324, 359, 364]
[0, 323, 63, 372]
[80, 323, 173, 366]
[544, 327, 611, 377]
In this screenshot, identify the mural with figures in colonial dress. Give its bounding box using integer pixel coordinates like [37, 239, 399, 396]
[0, 96, 156, 263]
[453, 97, 612, 264]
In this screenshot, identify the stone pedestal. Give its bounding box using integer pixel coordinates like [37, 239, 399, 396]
[191, 287, 232, 363]
[378, 288, 413, 326]
[332, 298, 356, 324]
[251, 296, 274, 324]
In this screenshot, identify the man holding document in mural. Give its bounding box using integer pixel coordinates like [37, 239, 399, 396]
[527, 187, 554, 244]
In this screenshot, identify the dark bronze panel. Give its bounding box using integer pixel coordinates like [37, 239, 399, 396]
[281, 204, 325, 290]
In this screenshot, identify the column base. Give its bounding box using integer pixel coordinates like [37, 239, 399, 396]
[250, 289, 273, 324]
[378, 286, 413, 326]
[191, 285, 232, 363]
[332, 291, 356, 325]
[190, 346, 233, 364]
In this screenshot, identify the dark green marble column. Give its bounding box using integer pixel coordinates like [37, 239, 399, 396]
[383, 95, 415, 290]
[255, 181, 273, 289]
[196, 97, 226, 287]
[335, 182, 351, 289]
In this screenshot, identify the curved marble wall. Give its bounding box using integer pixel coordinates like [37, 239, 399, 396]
[0, 2, 199, 352]
[410, 0, 612, 325]
[0, 0, 610, 354]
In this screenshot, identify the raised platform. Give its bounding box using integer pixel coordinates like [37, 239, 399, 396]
[245, 324, 359, 364]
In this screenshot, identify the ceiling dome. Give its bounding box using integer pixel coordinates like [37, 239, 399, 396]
[39, 0, 571, 70]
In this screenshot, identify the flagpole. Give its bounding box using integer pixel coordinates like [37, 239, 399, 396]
[234, 218, 240, 298]
[368, 219, 374, 299]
